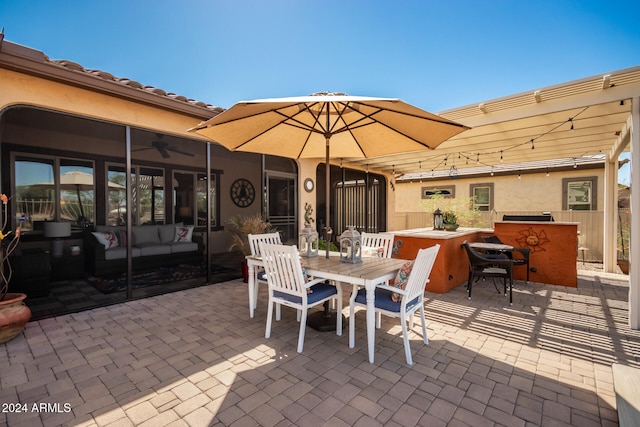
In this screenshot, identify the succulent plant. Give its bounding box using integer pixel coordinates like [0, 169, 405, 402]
[442, 211, 458, 225]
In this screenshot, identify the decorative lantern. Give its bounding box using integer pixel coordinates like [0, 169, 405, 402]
[433, 208, 444, 230]
[340, 226, 362, 263]
[298, 225, 319, 257]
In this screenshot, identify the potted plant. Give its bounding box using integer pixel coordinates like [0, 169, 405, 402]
[225, 214, 276, 282]
[0, 193, 31, 344]
[617, 198, 630, 274]
[442, 211, 459, 231]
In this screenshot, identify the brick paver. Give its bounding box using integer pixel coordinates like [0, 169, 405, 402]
[0, 270, 638, 426]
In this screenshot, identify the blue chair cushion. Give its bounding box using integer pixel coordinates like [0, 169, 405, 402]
[274, 282, 337, 305]
[355, 288, 420, 313]
[257, 270, 267, 281]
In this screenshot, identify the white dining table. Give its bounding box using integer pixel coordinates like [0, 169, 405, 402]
[246, 253, 408, 363]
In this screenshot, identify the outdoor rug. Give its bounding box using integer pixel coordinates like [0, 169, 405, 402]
[88, 262, 234, 294]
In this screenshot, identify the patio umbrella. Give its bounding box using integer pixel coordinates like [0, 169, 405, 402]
[190, 92, 469, 254]
[31, 170, 125, 221]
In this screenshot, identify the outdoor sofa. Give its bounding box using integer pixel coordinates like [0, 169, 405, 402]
[85, 223, 202, 276]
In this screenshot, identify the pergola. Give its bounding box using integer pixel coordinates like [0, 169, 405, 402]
[344, 66, 640, 329]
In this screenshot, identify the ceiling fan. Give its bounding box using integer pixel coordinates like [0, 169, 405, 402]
[133, 134, 194, 158]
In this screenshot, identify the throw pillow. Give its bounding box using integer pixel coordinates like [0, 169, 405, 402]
[174, 225, 194, 242]
[92, 231, 120, 250]
[391, 260, 414, 302]
[362, 246, 385, 257]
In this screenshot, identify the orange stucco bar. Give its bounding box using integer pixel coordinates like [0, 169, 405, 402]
[390, 222, 578, 293]
[390, 228, 491, 294]
[492, 221, 578, 287]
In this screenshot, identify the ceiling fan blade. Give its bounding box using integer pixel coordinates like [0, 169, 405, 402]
[157, 147, 170, 158]
[167, 147, 194, 157]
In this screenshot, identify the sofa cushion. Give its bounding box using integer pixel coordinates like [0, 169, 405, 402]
[158, 224, 177, 243]
[174, 225, 194, 242]
[137, 243, 171, 257]
[132, 226, 161, 245]
[92, 231, 120, 249]
[104, 247, 142, 260]
[170, 241, 199, 253]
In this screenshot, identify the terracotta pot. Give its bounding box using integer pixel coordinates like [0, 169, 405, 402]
[0, 293, 31, 344]
[242, 260, 249, 283]
[617, 259, 630, 274]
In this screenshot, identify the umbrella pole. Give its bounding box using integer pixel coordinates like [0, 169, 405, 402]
[324, 134, 332, 259]
[76, 185, 86, 222]
[309, 133, 345, 333]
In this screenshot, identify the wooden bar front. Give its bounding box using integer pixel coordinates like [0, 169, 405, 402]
[492, 221, 578, 287]
[391, 228, 489, 294]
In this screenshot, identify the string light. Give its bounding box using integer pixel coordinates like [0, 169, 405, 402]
[546, 169, 550, 177]
[402, 107, 590, 174]
[518, 173, 522, 179]
[490, 167, 494, 176]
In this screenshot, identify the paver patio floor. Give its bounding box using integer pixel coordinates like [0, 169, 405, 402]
[1, 270, 639, 426]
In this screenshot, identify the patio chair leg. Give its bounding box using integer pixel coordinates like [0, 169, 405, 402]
[297, 308, 308, 353]
[265, 298, 274, 339]
[348, 288, 357, 348]
[420, 305, 428, 345]
[401, 313, 413, 365]
[335, 294, 343, 337]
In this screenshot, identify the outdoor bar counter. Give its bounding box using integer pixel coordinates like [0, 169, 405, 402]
[493, 221, 578, 287]
[390, 227, 491, 293]
[391, 221, 578, 293]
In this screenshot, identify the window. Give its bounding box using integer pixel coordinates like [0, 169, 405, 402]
[421, 185, 455, 199]
[174, 170, 219, 228]
[470, 183, 493, 211]
[107, 165, 166, 225]
[14, 154, 95, 230]
[563, 177, 597, 210]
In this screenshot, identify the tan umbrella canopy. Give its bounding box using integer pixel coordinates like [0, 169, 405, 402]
[190, 92, 469, 253]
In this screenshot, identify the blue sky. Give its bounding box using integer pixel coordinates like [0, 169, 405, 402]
[2, 0, 639, 182]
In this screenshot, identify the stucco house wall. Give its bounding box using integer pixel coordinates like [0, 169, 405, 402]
[395, 167, 605, 214]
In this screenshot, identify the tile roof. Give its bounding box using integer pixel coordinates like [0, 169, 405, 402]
[47, 57, 225, 113]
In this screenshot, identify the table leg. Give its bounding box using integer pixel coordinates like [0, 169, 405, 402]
[366, 283, 376, 363]
[247, 262, 255, 318]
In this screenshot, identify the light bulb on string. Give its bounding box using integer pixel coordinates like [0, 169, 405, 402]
[546, 169, 550, 177]
[531, 139, 535, 150]
[518, 173, 522, 179]
[569, 118, 574, 132]
[500, 151, 503, 162]
[490, 167, 494, 176]
[476, 153, 480, 164]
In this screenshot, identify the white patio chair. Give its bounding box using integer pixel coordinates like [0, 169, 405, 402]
[248, 232, 281, 315]
[361, 232, 395, 259]
[348, 244, 440, 365]
[261, 243, 343, 353]
[360, 232, 395, 327]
